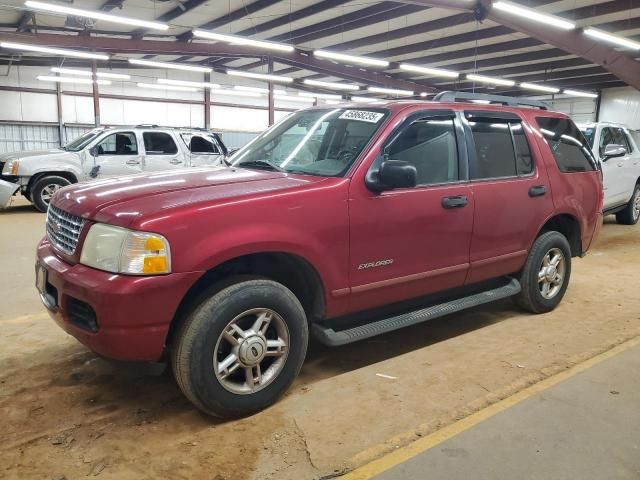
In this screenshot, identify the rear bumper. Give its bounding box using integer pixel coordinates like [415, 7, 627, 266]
[0, 178, 19, 208]
[36, 238, 202, 361]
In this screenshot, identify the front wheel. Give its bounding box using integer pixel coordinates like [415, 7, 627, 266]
[31, 175, 71, 212]
[615, 184, 640, 225]
[172, 279, 308, 418]
[516, 231, 572, 314]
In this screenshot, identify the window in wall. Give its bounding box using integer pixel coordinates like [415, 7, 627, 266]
[143, 132, 178, 155]
[96, 132, 138, 155]
[386, 117, 459, 185]
[536, 117, 597, 172]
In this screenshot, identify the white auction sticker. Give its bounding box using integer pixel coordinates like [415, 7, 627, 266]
[339, 110, 385, 123]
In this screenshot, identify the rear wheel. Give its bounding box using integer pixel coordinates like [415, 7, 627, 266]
[172, 279, 308, 418]
[31, 176, 71, 212]
[516, 231, 572, 314]
[615, 184, 640, 225]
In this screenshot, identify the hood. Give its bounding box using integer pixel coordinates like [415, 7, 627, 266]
[0, 149, 78, 163]
[52, 166, 327, 226]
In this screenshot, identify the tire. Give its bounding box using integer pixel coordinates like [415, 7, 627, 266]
[516, 231, 572, 314]
[31, 175, 71, 212]
[171, 278, 308, 418]
[615, 184, 640, 225]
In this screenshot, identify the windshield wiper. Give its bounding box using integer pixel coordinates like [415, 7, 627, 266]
[237, 159, 284, 172]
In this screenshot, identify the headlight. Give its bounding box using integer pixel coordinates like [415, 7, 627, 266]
[3, 159, 19, 175]
[80, 224, 171, 275]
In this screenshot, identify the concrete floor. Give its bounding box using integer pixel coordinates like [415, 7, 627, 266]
[1, 195, 640, 480]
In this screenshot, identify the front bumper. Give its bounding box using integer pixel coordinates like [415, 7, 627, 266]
[36, 238, 202, 361]
[0, 178, 19, 208]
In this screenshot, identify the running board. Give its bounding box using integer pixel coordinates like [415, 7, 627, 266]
[312, 278, 521, 347]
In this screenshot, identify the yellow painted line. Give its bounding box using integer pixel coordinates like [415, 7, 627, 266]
[341, 336, 640, 479]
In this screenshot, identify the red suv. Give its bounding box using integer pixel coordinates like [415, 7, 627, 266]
[36, 93, 603, 417]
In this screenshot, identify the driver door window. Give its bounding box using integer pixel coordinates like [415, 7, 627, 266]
[92, 132, 141, 177]
[187, 135, 222, 167]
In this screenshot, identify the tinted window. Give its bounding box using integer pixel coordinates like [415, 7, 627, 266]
[536, 117, 597, 172]
[511, 123, 534, 175]
[387, 118, 458, 185]
[186, 135, 220, 154]
[143, 132, 178, 155]
[599, 127, 616, 155]
[614, 128, 632, 153]
[469, 121, 517, 179]
[96, 132, 138, 155]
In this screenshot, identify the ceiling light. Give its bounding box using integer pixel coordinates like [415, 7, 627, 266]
[399, 63, 459, 79]
[492, 1, 575, 30]
[129, 58, 211, 73]
[38, 75, 111, 85]
[314, 50, 389, 68]
[367, 86, 414, 96]
[303, 79, 360, 91]
[584, 28, 640, 50]
[298, 91, 342, 100]
[192, 30, 294, 52]
[563, 89, 599, 98]
[157, 78, 220, 89]
[274, 94, 315, 102]
[24, 0, 169, 30]
[226, 69, 293, 83]
[419, 92, 429, 97]
[1, 41, 109, 60]
[211, 88, 262, 98]
[467, 73, 515, 87]
[50, 67, 130, 79]
[519, 82, 560, 93]
[137, 82, 198, 92]
[351, 96, 385, 103]
[233, 85, 287, 94]
[325, 100, 342, 105]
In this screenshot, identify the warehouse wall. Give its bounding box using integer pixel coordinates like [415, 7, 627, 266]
[599, 87, 640, 130]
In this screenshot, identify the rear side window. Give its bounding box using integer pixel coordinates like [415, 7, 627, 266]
[468, 120, 533, 179]
[536, 117, 597, 173]
[143, 132, 178, 155]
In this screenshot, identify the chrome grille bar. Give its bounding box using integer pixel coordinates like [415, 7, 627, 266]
[46, 205, 85, 255]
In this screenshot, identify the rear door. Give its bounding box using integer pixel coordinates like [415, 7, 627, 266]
[463, 110, 554, 284]
[89, 131, 143, 177]
[141, 131, 185, 171]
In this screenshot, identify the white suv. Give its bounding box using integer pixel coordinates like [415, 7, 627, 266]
[0, 126, 228, 212]
[579, 122, 640, 225]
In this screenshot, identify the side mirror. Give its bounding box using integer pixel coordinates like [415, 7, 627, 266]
[89, 146, 99, 157]
[367, 160, 417, 192]
[602, 144, 626, 160]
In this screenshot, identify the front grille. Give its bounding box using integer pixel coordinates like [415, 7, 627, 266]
[46, 205, 85, 255]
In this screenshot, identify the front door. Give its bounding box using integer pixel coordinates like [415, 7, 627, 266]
[348, 110, 474, 312]
[182, 133, 224, 167]
[599, 127, 629, 209]
[89, 131, 142, 178]
[142, 131, 185, 171]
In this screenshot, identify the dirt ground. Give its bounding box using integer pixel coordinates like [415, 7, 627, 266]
[1, 195, 639, 480]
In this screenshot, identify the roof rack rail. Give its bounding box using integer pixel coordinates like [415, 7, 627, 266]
[135, 124, 159, 128]
[433, 91, 549, 110]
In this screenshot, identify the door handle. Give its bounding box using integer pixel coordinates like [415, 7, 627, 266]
[442, 195, 468, 209]
[529, 185, 547, 197]
[126, 159, 141, 166]
[169, 158, 183, 165]
[617, 162, 624, 167]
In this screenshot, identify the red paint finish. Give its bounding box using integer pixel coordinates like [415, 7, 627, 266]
[37, 101, 602, 362]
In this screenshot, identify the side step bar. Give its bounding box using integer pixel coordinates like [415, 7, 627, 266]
[312, 278, 521, 347]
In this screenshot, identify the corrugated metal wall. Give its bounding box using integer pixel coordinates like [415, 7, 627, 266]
[217, 131, 259, 150]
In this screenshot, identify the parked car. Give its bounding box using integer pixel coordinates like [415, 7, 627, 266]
[0, 126, 228, 212]
[578, 121, 640, 224]
[35, 93, 603, 418]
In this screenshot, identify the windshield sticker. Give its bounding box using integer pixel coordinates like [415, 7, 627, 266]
[339, 110, 384, 123]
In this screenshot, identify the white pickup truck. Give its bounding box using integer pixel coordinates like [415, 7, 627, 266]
[579, 122, 640, 225]
[0, 126, 229, 212]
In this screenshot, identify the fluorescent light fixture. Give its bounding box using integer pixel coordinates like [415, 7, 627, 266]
[419, 92, 429, 97]
[24, 1, 169, 30]
[226, 69, 293, 83]
[137, 82, 198, 92]
[467, 73, 515, 87]
[584, 28, 640, 50]
[50, 67, 130, 79]
[367, 86, 414, 96]
[492, 1, 575, 30]
[399, 63, 459, 79]
[350, 96, 385, 103]
[314, 50, 389, 68]
[233, 86, 287, 95]
[157, 78, 221, 89]
[0, 41, 109, 60]
[325, 100, 342, 105]
[519, 82, 560, 94]
[303, 79, 360, 91]
[211, 88, 262, 98]
[274, 94, 315, 102]
[38, 75, 110, 85]
[298, 91, 342, 100]
[192, 30, 293, 52]
[129, 58, 212, 73]
[563, 89, 599, 98]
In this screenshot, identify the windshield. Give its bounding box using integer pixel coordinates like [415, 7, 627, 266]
[230, 108, 389, 176]
[63, 129, 104, 152]
[579, 127, 595, 148]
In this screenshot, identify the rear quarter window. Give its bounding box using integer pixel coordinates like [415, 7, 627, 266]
[536, 117, 597, 173]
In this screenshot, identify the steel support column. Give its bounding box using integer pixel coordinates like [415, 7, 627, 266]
[91, 60, 100, 126]
[268, 56, 274, 126]
[204, 72, 211, 129]
[55, 79, 63, 145]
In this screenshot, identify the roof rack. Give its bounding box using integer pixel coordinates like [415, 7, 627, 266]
[433, 91, 549, 110]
